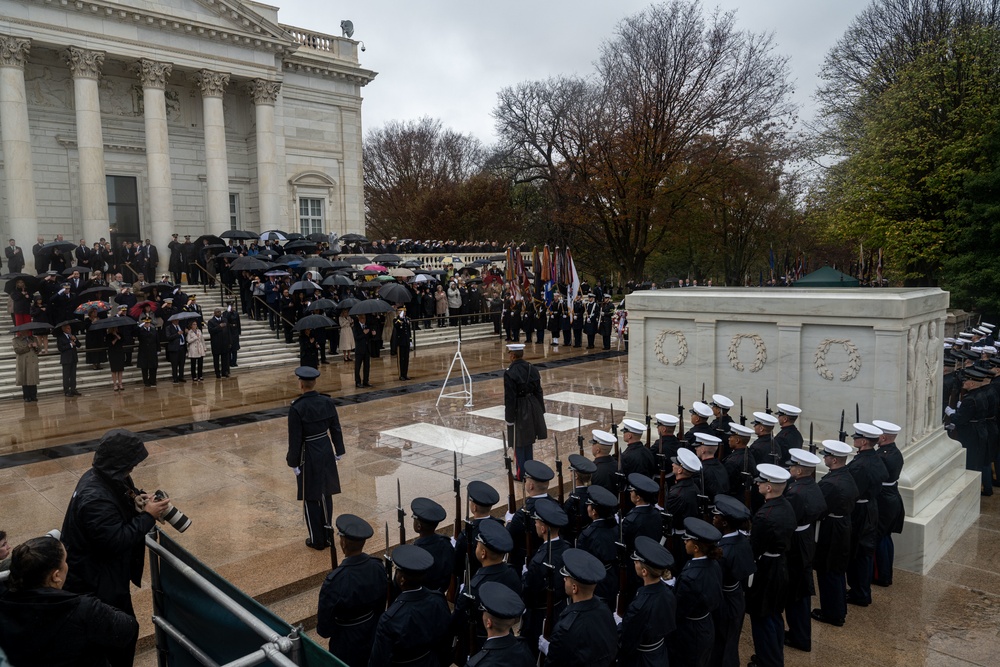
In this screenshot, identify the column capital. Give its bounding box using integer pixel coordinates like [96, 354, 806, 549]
[133, 59, 173, 89]
[195, 69, 230, 98]
[0, 36, 31, 69]
[247, 78, 281, 105]
[64, 47, 105, 80]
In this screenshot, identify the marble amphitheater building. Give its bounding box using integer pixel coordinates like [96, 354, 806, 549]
[0, 0, 375, 255]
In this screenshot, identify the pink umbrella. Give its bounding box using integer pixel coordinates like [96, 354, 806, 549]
[363, 264, 387, 272]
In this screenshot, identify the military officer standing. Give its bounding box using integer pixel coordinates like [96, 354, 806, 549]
[845, 423, 889, 608]
[506, 460, 554, 572]
[812, 440, 859, 627]
[650, 413, 682, 469]
[722, 423, 757, 504]
[949, 368, 998, 494]
[504, 343, 547, 478]
[686, 401, 715, 447]
[669, 517, 724, 667]
[782, 449, 827, 653]
[393, 307, 412, 380]
[369, 545, 451, 667]
[872, 419, 905, 587]
[316, 515, 387, 667]
[694, 433, 729, 500]
[709, 495, 755, 667]
[466, 582, 534, 667]
[575, 485, 620, 611]
[286, 366, 346, 550]
[537, 549, 618, 666]
[521, 499, 570, 656]
[617, 536, 676, 667]
[621, 419, 657, 480]
[454, 481, 503, 581]
[411, 498, 455, 593]
[708, 394, 735, 450]
[749, 412, 780, 466]
[590, 430, 621, 497]
[563, 454, 597, 544]
[745, 464, 796, 667]
[666, 449, 704, 569]
[772, 404, 803, 462]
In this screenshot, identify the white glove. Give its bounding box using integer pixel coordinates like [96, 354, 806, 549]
[505, 511, 515, 523]
[293, 467, 301, 476]
[613, 612, 623, 626]
[522, 564, 528, 576]
[538, 637, 550, 655]
[664, 577, 676, 587]
[450, 537, 457, 549]
[944, 406, 956, 416]
[335, 455, 343, 462]
[458, 583, 465, 596]
[505, 421, 515, 426]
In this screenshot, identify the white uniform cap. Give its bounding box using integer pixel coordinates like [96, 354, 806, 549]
[728, 423, 754, 438]
[690, 401, 713, 418]
[591, 429, 616, 447]
[672, 447, 702, 473]
[710, 394, 734, 410]
[958, 332, 974, 339]
[787, 448, 822, 467]
[776, 403, 802, 417]
[655, 413, 679, 427]
[751, 411, 778, 427]
[694, 433, 722, 447]
[982, 322, 995, 329]
[821, 440, 853, 457]
[506, 343, 525, 351]
[622, 419, 646, 434]
[851, 422, 884, 440]
[986, 346, 998, 355]
[872, 419, 901, 434]
[755, 463, 791, 484]
[973, 328, 988, 335]
[944, 337, 958, 344]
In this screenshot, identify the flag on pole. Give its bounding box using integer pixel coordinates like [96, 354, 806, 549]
[567, 247, 581, 304]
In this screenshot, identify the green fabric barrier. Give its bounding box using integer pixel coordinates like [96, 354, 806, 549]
[153, 530, 347, 667]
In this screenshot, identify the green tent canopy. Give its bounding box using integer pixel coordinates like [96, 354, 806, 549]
[792, 266, 860, 287]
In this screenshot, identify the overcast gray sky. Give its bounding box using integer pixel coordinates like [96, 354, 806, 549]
[277, 1, 871, 144]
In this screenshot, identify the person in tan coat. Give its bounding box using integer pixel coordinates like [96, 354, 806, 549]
[13, 331, 41, 402]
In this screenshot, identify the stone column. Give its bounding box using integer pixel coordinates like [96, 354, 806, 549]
[65, 47, 108, 245]
[195, 70, 230, 235]
[135, 59, 173, 260]
[248, 79, 281, 230]
[0, 36, 38, 245]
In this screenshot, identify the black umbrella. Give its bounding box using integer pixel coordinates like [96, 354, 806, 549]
[193, 234, 225, 248]
[216, 252, 240, 259]
[289, 280, 322, 294]
[488, 254, 507, 262]
[284, 240, 318, 251]
[62, 266, 92, 275]
[357, 280, 382, 289]
[379, 283, 412, 303]
[400, 260, 423, 268]
[293, 314, 335, 331]
[230, 257, 270, 272]
[337, 298, 360, 311]
[327, 260, 353, 269]
[469, 259, 491, 267]
[78, 286, 117, 300]
[342, 255, 371, 265]
[356, 269, 379, 276]
[257, 247, 281, 258]
[339, 233, 369, 243]
[349, 299, 394, 316]
[306, 232, 329, 242]
[307, 299, 339, 312]
[40, 240, 77, 254]
[54, 319, 85, 329]
[136, 281, 174, 293]
[168, 312, 201, 322]
[299, 257, 334, 269]
[372, 253, 402, 264]
[11, 321, 52, 333]
[320, 249, 343, 258]
[286, 233, 304, 241]
[3, 273, 40, 295]
[87, 315, 137, 331]
[323, 274, 354, 287]
[221, 230, 257, 240]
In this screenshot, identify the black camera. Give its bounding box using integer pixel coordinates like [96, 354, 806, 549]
[153, 490, 192, 533]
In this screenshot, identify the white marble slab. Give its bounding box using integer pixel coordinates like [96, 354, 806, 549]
[381, 423, 502, 457]
[467, 405, 595, 432]
[546, 392, 627, 413]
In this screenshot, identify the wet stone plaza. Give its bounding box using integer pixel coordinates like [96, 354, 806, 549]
[1, 336, 998, 666]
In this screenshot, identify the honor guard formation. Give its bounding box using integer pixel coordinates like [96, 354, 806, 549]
[309, 380, 909, 667]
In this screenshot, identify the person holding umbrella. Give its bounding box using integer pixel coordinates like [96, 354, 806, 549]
[56, 320, 82, 397]
[84, 307, 108, 370]
[186, 319, 206, 382]
[299, 327, 320, 369]
[136, 315, 160, 387]
[352, 312, 376, 388]
[106, 323, 126, 391]
[338, 308, 354, 362]
[12, 327, 42, 402]
[164, 315, 188, 383]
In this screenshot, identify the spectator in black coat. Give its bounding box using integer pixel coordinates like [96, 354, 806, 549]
[0, 535, 139, 667]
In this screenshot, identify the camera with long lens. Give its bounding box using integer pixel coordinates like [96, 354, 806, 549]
[152, 489, 192, 533]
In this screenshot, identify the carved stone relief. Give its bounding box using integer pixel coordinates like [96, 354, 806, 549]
[25, 66, 69, 108]
[728, 333, 767, 373]
[815, 338, 862, 382]
[654, 330, 688, 367]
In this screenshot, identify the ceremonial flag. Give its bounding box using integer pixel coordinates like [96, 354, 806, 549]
[567, 247, 581, 304]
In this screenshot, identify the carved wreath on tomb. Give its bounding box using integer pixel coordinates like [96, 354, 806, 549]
[815, 338, 862, 382]
[728, 334, 767, 373]
[654, 329, 688, 366]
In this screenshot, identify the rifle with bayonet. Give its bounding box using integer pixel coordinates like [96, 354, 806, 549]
[657, 435, 667, 509]
[677, 387, 686, 440]
[839, 409, 848, 442]
[384, 522, 394, 607]
[396, 479, 406, 546]
[739, 397, 746, 427]
[610, 404, 619, 451]
[577, 413, 584, 456]
[325, 522, 338, 570]
[742, 440, 753, 510]
[447, 453, 461, 604]
[856, 402, 860, 425]
[541, 532, 556, 647]
[701, 382, 705, 402]
[644, 396, 651, 436]
[554, 435, 565, 505]
[765, 389, 771, 415]
[503, 431, 517, 515]
[615, 499, 629, 618]
[698, 464, 712, 521]
[462, 553, 476, 660]
[808, 422, 816, 455]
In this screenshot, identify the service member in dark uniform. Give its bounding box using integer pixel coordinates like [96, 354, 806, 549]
[369, 544, 451, 667]
[872, 419, 905, 587]
[949, 367, 998, 494]
[620, 473, 662, 607]
[575, 484, 620, 610]
[812, 440, 859, 627]
[746, 464, 796, 667]
[286, 366, 346, 550]
[451, 518, 522, 663]
[694, 432, 728, 501]
[710, 495, 755, 667]
[466, 582, 534, 667]
[722, 423, 757, 504]
[521, 498, 570, 656]
[617, 536, 675, 667]
[504, 343, 547, 478]
[56, 320, 81, 397]
[666, 448, 703, 569]
[669, 517, 723, 667]
[411, 497, 455, 593]
[538, 548, 618, 666]
[708, 394, 735, 452]
[590, 430, 620, 497]
[135, 316, 160, 387]
[845, 423, 888, 608]
[506, 460, 554, 572]
[316, 514, 387, 667]
[782, 449, 827, 653]
[455, 480, 503, 581]
[650, 413, 682, 469]
[749, 411, 780, 467]
[393, 307, 412, 380]
[563, 454, 597, 544]
[621, 419, 656, 480]
[686, 401, 715, 447]
[772, 403, 803, 457]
